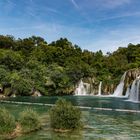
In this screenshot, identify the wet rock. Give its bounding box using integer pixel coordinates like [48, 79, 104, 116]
[32, 91, 42, 97]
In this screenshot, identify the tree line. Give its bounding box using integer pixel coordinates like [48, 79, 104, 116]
[0, 35, 140, 96]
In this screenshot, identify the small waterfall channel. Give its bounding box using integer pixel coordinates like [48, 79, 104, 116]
[75, 80, 102, 96]
[113, 72, 127, 97]
[128, 76, 140, 102]
[75, 80, 90, 95]
[97, 81, 102, 96]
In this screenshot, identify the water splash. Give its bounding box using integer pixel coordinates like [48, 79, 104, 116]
[113, 72, 127, 97]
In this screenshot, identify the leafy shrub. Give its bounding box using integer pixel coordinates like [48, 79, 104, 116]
[49, 99, 82, 131]
[19, 108, 41, 133]
[0, 108, 16, 134]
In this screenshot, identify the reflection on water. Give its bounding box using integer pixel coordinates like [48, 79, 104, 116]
[0, 96, 140, 140]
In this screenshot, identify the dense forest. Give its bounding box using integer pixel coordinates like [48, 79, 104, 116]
[0, 35, 140, 96]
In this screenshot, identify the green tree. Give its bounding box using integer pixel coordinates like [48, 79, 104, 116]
[0, 49, 24, 70]
[9, 71, 33, 96]
[0, 35, 15, 49]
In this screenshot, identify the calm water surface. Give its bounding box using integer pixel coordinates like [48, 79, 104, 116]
[0, 96, 140, 140]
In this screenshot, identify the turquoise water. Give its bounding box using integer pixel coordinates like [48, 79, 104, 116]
[0, 96, 140, 140]
[3, 95, 140, 110]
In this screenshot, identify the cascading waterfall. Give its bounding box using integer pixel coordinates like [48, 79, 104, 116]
[84, 83, 91, 94]
[75, 80, 102, 96]
[125, 86, 130, 98]
[75, 80, 87, 95]
[113, 72, 127, 96]
[98, 81, 102, 96]
[128, 77, 140, 102]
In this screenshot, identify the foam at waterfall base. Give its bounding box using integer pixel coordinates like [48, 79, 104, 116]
[125, 99, 140, 104]
[74, 94, 114, 98]
[96, 93, 111, 97]
[108, 94, 127, 98]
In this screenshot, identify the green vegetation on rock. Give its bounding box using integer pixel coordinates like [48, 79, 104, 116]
[0, 107, 42, 139]
[19, 108, 41, 133]
[0, 107, 16, 134]
[49, 99, 82, 131]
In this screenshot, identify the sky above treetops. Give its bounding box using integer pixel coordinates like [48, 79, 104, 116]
[1, 0, 140, 53]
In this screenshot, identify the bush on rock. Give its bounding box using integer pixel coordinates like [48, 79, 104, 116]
[0, 108, 16, 134]
[49, 99, 82, 131]
[19, 108, 41, 133]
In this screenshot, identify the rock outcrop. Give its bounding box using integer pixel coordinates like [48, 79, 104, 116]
[124, 68, 140, 91]
[32, 91, 42, 97]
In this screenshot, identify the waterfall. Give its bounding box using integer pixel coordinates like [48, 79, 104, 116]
[75, 80, 87, 95]
[84, 83, 91, 94]
[128, 77, 140, 102]
[113, 72, 126, 96]
[98, 81, 102, 96]
[125, 86, 130, 98]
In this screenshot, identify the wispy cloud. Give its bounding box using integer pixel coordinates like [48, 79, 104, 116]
[101, 0, 131, 9]
[1, 21, 140, 54]
[85, 27, 140, 54]
[0, 25, 44, 31]
[76, 0, 131, 11]
[0, 22, 94, 44]
[4, 0, 16, 13]
[25, 5, 38, 18]
[46, 7, 61, 14]
[1, 0, 140, 54]
[70, 0, 79, 9]
[25, 1, 63, 19]
[69, 0, 93, 26]
[98, 11, 140, 21]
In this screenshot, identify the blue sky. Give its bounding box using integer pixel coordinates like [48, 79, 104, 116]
[0, 0, 140, 53]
